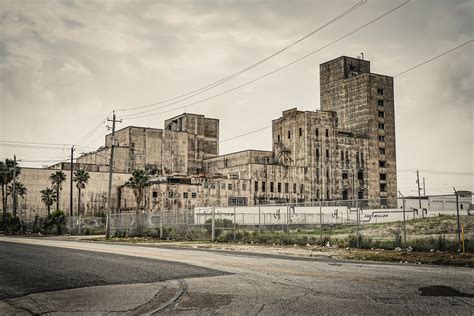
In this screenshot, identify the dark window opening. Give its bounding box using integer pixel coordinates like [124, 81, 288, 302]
[377, 88, 384, 96]
[315, 128, 319, 137]
[152, 191, 158, 198]
[325, 129, 329, 137]
[380, 183, 387, 192]
[288, 130, 291, 139]
[378, 111, 385, 118]
[341, 151, 344, 161]
[299, 127, 302, 136]
[342, 171, 348, 179]
[262, 181, 266, 192]
[192, 192, 197, 198]
[379, 148, 385, 155]
[342, 190, 348, 200]
[277, 135, 280, 142]
[277, 182, 281, 193]
[293, 183, 297, 193]
[300, 184, 304, 194]
[358, 170, 364, 180]
[379, 136, 385, 142]
[378, 100, 384, 106]
[270, 182, 274, 193]
[228, 183, 233, 190]
[316, 148, 320, 160]
[326, 149, 329, 159]
[358, 190, 364, 200]
[183, 192, 188, 199]
[254, 181, 258, 192]
[327, 190, 330, 200]
[379, 161, 386, 168]
[285, 183, 289, 193]
[379, 123, 385, 129]
[380, 174, 386, 181]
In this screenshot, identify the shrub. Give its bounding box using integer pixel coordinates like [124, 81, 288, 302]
[42, 210, 66, 235]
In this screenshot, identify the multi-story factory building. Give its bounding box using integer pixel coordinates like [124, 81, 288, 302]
[18, 56, 397, 215]
[320, 56, 397, 207]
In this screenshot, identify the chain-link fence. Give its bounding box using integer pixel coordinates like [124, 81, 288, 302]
[10, 195, 473, 253]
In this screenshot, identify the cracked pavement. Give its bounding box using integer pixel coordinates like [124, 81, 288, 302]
[0, 237, 473, 315]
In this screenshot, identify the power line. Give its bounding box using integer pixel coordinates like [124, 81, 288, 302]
[398, 169, 474, 176]
[115, 0, 367, 113]
[0, 140, 95, 150]
[220, 126, 272, 143]
[120, 0, 410, 120]
[394, 39, 473, 77]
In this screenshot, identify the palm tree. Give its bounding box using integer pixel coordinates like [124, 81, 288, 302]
[1, 159, 21, 221]
[7, 181, 27, 218]
[73, 169, 90, 216]
[40, 188, 57, 216]
[49, 171, 66, 211]
[125, 169, 151, 215]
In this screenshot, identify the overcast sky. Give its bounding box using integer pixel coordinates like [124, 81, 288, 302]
[0, 0, 472, 196]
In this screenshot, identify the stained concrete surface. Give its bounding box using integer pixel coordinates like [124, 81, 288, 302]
[0, 237, 473, 315]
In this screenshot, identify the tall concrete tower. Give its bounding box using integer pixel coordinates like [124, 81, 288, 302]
[319, 56, 397, 207]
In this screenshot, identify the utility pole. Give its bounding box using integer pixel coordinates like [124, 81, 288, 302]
[105, 111, 121, 240]
[12, 155, 17, 218]
[398, 191, 407, 250]
[69, 146, 74, 217]
[422, 177, 426, 196]
[453, 187, 461, 253]
[416, 170, 423, 218]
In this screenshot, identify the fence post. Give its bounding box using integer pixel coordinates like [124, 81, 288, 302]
[233, 206, 236, 242]
[258, 205, 261, 242]
[78, 215, 82, 235]
[356, 206, 360, 248]
[402, 197, 407, 250]
[211, 206, 215, 242]
[159, 212, 163, 239]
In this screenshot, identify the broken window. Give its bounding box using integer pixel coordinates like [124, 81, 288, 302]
[299, 127, 303, 137]
[277, 182, 281, 193]
[270, 182, 274, 193]
[288, 130, 291, 139]
[315, 128, 319, 137]
[378, 111, 385, 118]
[152, 191, 158, 198]
[379, 123, 385, 129]
[378, 100, 384, 106]
[379, 161, 386, 168]
[316, 148, 320, 160]
[377, 88, 384, 96]
[380, 174, 386, 181]
[342, 171, 348, 179]
[262, 181, 266, 192]
[277, 134, 281, 142]
[380, 183, 387, 192]
[358, 170, 364, 180]
[325, 129, 329, 137]
[254, 181, 258, 192]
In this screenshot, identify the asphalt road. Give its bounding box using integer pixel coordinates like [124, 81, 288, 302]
[1, 237, 473, 315]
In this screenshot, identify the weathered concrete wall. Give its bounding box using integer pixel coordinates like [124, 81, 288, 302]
[320, 56, 397, 207]
[10, 167, 133, 218]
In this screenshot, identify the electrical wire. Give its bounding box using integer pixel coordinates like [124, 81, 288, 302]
[115, 0, 367, 114]
[120, 0, 410, 120]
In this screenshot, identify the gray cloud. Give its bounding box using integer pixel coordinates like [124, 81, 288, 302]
[0, 0, 472, 194]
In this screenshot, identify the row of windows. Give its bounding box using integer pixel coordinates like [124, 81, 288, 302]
[255, 181, 304, 194]
[152, 191, 197, 199]
[203, 183, 248, 191]
[277, 128, 330, 142]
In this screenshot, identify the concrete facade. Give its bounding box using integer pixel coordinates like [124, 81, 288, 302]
[320, 56, 397, 207]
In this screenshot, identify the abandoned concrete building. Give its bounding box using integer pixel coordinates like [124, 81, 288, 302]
[13, 55, 398, 215]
